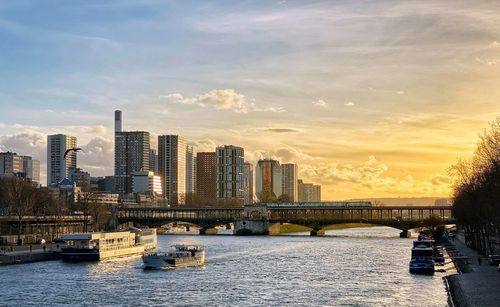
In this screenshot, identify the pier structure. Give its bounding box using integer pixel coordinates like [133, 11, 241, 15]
[115, 202, 454, 236]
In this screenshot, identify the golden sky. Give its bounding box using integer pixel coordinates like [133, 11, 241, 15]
[0, 1, 499, 199]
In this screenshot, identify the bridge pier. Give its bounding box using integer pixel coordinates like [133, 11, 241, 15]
[234, 220, 269, 235]
[310, 228, 325, 236]
[399, 229, 411, 238]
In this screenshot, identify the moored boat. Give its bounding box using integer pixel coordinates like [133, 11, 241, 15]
[409, 240, 435, 274]
[61, 228, 157, 261]
[143, 245, 205, 269]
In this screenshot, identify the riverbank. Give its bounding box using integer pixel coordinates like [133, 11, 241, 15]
[444, 233, 500, 306]
[0, 245, 62, 265]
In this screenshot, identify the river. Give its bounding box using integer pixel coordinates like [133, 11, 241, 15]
[0, 226, 449, 306]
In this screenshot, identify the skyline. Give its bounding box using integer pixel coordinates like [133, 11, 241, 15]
[1, 1, 500, 199]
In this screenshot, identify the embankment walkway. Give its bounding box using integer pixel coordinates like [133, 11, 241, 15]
[446, 234, 500, 306]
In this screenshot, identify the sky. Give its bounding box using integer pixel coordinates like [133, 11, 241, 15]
[0, 0, 499, 200]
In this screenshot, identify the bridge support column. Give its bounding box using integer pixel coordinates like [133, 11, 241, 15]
[234, 219, 269, 235]
[310, 228, 325, 236]
[199, 228, 218, 235]
[399, 229, 411, 238]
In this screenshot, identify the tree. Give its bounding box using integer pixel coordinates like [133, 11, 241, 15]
[451, 118, 500, 255]
[0, 177, 37, 244]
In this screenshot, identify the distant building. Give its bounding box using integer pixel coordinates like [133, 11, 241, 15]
[114, 110, 150, 194]
[149, 149, 158, 173]
[256, 159, 282, 201]
[196, 152, 217, 204]
[23, 157, 40, 184]
[132, 171, 162, 196]
[96, 176, 115, 192]
[0, 152, 24, 175]
[243, 162, 253, 204]
[216, 145, 244, 203]
[298, 179, 321, 202]
[281, 163, 298, 202]
[158, 135, 186, 205]
[70, 168, 91, 189]
[47, 134, 77, 186]
[435, 198, 450, 206]
[185, 145, 196, 195]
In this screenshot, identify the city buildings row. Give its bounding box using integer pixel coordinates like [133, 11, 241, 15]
[4, 110, 321, 207]
[0, 152, 40, 183]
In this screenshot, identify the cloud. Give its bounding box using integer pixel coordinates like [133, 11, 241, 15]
[396, 90, 405, 95]
[344, 102, 355, 107]
[262, 128, 301, 133]
[159, 89, 285, 113]
[312, 99, 328, 108]
[298, 156, 450, 196]
[79, 137, 114, 176]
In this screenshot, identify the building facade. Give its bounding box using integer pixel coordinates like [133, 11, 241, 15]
[216, 145, 244, 202]
[195, 152, 217, 204]
[0, 152, 24, 175]
[243, 162, 254, 204]
[281, 163, 298, 202]
[132, 171, 162, 196]
[114, 131, 150, 194]
[47, 134, 77, 186]
[185, 145, 196, 195]
[149, 149, 158, 173]
[158, 135, 186, 205]
[298, 179, 321, 202]
[255, 159, 282, 201]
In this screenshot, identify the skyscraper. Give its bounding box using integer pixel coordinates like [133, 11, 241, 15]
[216, 145, 244, 202]
[0, 152, 24, 175]
[243, 162, 254, 204]
[185, 145, 196, 195]
[114, 110, 150, 194]
[196, 152, 216, 205]
[149, 149, 158, 173]
[255, 159, 282, 201]
[47, 134, 77, 186]
[281, 163, 298, 202]
[22, 156, 40, 184]
[158, 135, 186, 205]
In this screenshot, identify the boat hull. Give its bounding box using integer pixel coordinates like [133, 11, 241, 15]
[409, 261, 435, 275]
[62, 245, 145, 262]
[143, 251, 205, 269]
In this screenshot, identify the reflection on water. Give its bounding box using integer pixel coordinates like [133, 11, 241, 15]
[0, 227, 449, 306]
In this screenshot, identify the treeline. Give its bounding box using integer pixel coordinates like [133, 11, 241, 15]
[451, 118, 500, 255]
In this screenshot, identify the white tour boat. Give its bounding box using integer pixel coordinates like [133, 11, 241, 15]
[60, 228, 157, 261]
[143, 245, 205, 269]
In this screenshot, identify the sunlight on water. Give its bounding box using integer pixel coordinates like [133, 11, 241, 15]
[0, 227, 449, 306]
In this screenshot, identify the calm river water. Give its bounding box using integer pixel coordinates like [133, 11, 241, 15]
[0, 227, 449, 306]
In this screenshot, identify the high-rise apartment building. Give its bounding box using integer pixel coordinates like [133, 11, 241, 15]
[149, 149, 158, 173]
[216, 145, 244, 201]
[243, 162, 254, 204]
[185, 145, 196, 195]
[0, 152, 24, 175]
[195, 152, 216, 204]
[23, 157, 40, 183]
[255, 159, 282, 201]
[114, 110, 150, 194]
[47, 134, 77, 186]
[298, 179, 321, 202]
[158, 135, 186, 205]
[281, 163, 298, 202]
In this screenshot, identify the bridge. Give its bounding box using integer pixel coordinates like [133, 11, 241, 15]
[115, 202, 455, 236]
